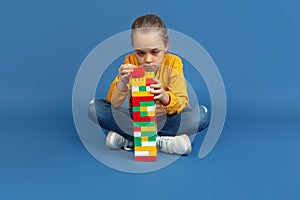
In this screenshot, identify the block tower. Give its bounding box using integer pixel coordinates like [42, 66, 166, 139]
[130, 68, 157, 161]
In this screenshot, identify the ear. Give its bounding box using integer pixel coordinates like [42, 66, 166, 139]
[164, 43, 169, 53]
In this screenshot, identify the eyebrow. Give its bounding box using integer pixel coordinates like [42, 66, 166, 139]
[135, 48, 160, 52]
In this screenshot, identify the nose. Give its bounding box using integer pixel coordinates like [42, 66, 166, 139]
[145, 53, 152, 63]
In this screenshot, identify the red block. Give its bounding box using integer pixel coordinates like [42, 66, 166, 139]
[132, 112, 140, 120]
[131, 68, 145, 78]
[146, 78, 156, 86]
[132, 96, 154, 106]
[132, 96, 154, 101]
[132, 99, 140, 107]
[133, 112, 156, 122]
[135, 156, 157, 162]
[133, 126, 141, 132]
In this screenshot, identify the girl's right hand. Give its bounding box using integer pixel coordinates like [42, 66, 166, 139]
[117, 64, 137, 92]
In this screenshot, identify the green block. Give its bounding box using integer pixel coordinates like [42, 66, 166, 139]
[139, 86, 147, 91]
[134, 137, 141, 146]
[140, 101, 155, 106]
[148, 135, 156, 141]
[140, 111, 148, 116]
[133, 122, 156, 127]
[132, 106, 140, 112]
[141, 131, 157, 137]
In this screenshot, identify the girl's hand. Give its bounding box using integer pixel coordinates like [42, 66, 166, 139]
[117, 64, 136, 92]
[118, 64, 136, 84]
[150, 78, 170, 106]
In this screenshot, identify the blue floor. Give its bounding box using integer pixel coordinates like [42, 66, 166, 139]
[1, 0, 300, 199]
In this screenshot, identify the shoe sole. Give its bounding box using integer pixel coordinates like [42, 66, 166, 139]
[159, 134, 192, 155]
[180, 134, 192, 155]
[106, 131, 121, 150]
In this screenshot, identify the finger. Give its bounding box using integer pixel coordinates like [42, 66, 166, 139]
[153, 94, 162, 100]
[120, 70, 134, 76]
[120, 73, 130, 80]
[122, 64, 137, 70]
[150, 83, 162, 89]
[150, 88, 162, 95]
[122, 69, 134, 74]
[152, 78, 160, 83]
[119, 65, 134, 72]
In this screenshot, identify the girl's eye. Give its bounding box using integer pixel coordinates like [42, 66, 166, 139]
[152, 50, 160, 55]
[136, 52, 145, 56]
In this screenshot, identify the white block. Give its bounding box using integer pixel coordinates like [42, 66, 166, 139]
[134, 132, 141, 137]
[135, 151, 149, 156]
[142, 141, 157, 146]
[147, 106, 156, 112]
[146, 86, 151, 91]
[132, 86, 139, 92]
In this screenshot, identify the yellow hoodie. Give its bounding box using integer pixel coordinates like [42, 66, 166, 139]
[106, 53, 189, 116]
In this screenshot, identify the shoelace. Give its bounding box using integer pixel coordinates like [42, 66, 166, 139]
[123, 139, 133, 150]
[159, 137, 175, 153]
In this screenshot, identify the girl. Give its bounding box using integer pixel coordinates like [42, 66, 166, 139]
[88, 14, 210, 155]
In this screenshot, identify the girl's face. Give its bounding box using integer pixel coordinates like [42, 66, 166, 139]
[132, 31, 169, 72]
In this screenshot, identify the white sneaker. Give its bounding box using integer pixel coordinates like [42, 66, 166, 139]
[157, 134, 192, 155]
[106, 131, 133, 150]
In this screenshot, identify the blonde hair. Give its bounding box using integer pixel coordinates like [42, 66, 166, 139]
[131, 14, 169, 45]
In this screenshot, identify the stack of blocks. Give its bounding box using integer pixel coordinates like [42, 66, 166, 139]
[130, 68, 157, 162]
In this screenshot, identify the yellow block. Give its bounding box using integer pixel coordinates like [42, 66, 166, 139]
[145, 71, 155, 78]
[132, 91, 153, 97]
[149, 151, 157, 156]
[140, 106, 147, 112]
[141, 126, 156, 132]
[135, 146, 157, 152]
[141, 137, 148, 142]
[131, 78, 146, 86]
[147, 111, 155, 116]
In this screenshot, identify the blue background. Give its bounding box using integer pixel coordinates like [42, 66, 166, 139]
[1, 0, 300, 199]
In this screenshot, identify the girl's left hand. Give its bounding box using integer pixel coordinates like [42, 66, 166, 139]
[150, 78, 170, 106]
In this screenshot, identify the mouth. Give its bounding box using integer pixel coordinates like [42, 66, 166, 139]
[142, 65, 157, 70]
